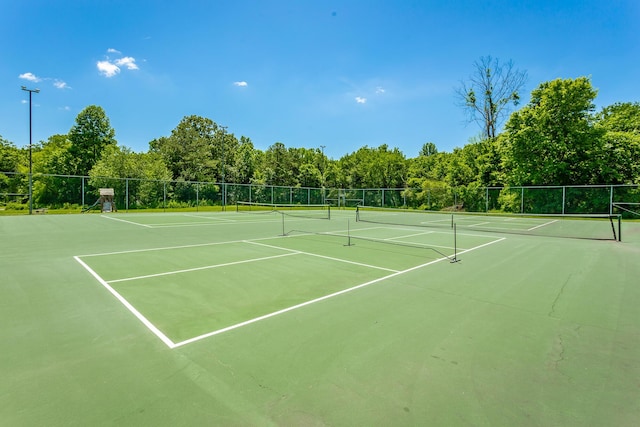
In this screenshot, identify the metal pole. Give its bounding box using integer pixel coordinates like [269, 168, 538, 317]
[21, 86, 40, 215]
[220, 126, 227, 211]
[609, 185, 614, 215]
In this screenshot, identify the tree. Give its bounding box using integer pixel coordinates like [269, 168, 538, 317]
[31, 135, 78, 206]
[456, 56, 527, 139]
[233, 136, 258, 184]
[594, 102, 640, 183]
[419, 142, 438, 157]
[68, 106, 117, 175]
[502, 77, 603, 185]
[0, 136, 20, 173]
[150, 115, 218, 181]
[337, 145, 406, 189]
[0, 136, 22, 203]
[89, 145, 172, 208]
[596, 102, 640, 134]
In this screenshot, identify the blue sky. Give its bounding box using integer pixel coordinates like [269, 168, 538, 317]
[2, 0, 639, 159]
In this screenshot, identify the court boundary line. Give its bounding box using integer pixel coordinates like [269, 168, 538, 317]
[75, 232, 506, 349]
[73, 255, 176, 348]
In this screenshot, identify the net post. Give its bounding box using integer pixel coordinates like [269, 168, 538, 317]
[328, 204, 331, 220]
[450, 222, 460, 263]
[344, 219, 353, 246]
[281, 212, 286, 236]
[355, 205, 360, 222]
[618, 215, 622, 242]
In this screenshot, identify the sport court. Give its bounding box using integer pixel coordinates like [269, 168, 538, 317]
[1, 207, 639, 425]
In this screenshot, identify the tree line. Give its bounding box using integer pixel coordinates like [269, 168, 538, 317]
[1, 75, 640, 211]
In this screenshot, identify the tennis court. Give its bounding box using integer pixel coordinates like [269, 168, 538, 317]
[2, 207, 639, 425]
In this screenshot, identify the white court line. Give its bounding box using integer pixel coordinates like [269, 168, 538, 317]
[468, 221, 491, 227]
[385, 230, 435, 240]
[182, 213, 236, 222]
[101, 215, 152, 228]
[172, 236, 506, 348]
[108, 252, 299, 283]
[244, 240, 399, 273]
[77, 235, 284, 258]
[527, 219, 558, 231]
[74, 256, 176, 348]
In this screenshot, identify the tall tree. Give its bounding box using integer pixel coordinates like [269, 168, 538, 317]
[68, 105, 117, 175]
[502, 77, 603, 185]
[419, 142, 438, 157]
[456, 56, 527, 139]
[149, 115, 218, 181]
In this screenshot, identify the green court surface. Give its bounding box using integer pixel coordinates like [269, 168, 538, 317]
[1, 209, 639, 426]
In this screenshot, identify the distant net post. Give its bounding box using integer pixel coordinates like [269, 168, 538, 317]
[99, 188, 116, 213]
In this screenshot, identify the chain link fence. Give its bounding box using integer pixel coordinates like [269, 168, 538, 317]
[1, 172, 639, 217]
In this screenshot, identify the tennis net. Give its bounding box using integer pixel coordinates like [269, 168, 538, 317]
[236, 201, 331, 220]
[356, 206, 621, 241]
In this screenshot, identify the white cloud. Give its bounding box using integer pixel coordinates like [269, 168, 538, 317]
[97, 49, 140, 77]
[19, 72, 41, 82]
[53, 79, 70, 89]
[97, 60, 120, 77]
[234, 81, 248, 87]
[115, 56, 139, 70]
[355, 96, 367, 104]
[375, 86, 385, 94]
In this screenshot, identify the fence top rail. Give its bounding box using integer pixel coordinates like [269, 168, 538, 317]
[2, 170, 639, 192]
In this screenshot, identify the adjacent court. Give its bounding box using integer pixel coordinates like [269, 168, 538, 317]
[1, 207, 639, 426]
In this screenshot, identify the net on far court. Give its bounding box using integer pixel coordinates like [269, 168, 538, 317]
[236, 201, 331, 220]
[356, 206, 621, 241]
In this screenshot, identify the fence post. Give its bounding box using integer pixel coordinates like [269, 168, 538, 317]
[562, 186, 566, 215]
[485, 187, 489, 212]
[126, 178, 129, 212]
[610, 185, 614, 215]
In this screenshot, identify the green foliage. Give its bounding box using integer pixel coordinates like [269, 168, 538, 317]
[0, 136, 21, 172]
[596, 102, 640, 133]
[338, 145, 407, 189]
[9, 75, 640, 214]
[68, 106, 117, 175]
[503, 77, 605, 185]
[497, 187, 521, 213]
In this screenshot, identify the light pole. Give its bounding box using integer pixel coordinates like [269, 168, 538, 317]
[21, 86, 40, 215]
[220, 125, 227, 211]
[319, 145, 326, 204]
